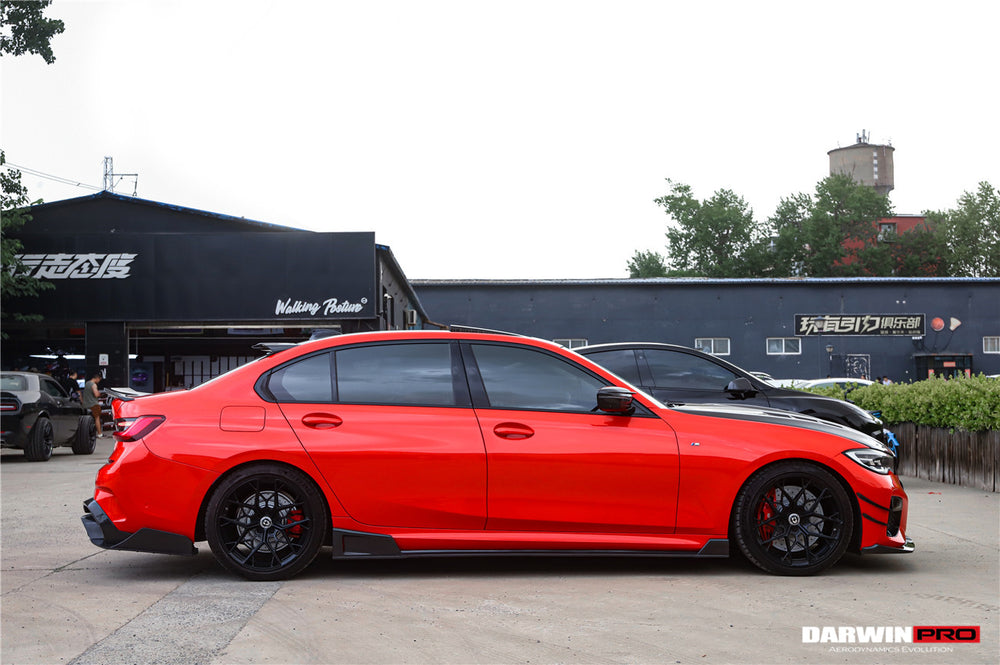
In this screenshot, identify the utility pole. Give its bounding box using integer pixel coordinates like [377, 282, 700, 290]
[102, 156, 139, 195]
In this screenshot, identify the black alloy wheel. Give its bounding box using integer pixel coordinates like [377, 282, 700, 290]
[24, 417, 54, 462]
[72, 415, 98, 455]
[206, 464, 328, 581]
[733, 462, 853, 575]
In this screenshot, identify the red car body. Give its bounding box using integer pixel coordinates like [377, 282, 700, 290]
[82, 331, 912, 580]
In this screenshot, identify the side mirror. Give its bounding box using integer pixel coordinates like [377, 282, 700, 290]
[597, 386, 635, 414]
[725, 377, 756, 398]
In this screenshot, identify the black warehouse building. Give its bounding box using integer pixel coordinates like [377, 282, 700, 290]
[414, 278, 1000, 383]
[4, 193, 430, 391]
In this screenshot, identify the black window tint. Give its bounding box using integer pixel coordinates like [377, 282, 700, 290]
[40, 378, 67, 398]
[644, 349, 739, 390]
[471, 344, 604, 412]
[583, 349, 642, 384]
[336, 343, 455, 406]
[268, 353, 334, 402]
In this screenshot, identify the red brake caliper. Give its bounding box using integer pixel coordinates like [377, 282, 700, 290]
[756, 490, 776, 541]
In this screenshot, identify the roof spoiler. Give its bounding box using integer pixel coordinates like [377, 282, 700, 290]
[251, 342, 298, 356]
[103, 387, 151, 402]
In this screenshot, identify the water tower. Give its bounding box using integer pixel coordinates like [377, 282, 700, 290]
[827, 130, 894, 196]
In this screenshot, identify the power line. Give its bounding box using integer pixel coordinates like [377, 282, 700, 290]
[1, 161, 102, 191]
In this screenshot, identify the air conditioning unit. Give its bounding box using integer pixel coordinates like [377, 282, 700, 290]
[404, 309, 418, 326]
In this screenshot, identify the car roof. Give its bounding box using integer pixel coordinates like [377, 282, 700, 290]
[576, 342, 700, 354]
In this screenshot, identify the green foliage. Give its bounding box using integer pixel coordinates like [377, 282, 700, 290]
[654, 179, 765, 277]
[926, 181, 1000, 277]
[0, 0, 64, 63]
[816, 375, 1000, 432]
[887, 220, 951, 276]
[769, 174, 895, 277]
[1, 150, 53, 335]
[627, 249, 668, 278]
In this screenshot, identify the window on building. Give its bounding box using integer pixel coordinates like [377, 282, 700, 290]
[694, 338, 730, 356]
[984, 336, 1000, 354]
[878, 223, 897, 242]
[553, 338, 589, 349]
[766, 337, 802, 355]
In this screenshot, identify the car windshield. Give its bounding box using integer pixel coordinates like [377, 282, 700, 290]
[0, 375, 28, 391]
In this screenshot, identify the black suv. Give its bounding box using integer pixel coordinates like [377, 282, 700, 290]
[576, 342, 888, 443]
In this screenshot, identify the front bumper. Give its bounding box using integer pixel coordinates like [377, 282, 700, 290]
[856, 489, 914, 555]
[81, 497, 197, 556]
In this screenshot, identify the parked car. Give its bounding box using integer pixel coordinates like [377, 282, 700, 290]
[576, 343, 890, 444]
[1, 371, 97, 461]
[796, 378, 875, 391]
[82, 330, 911, 581]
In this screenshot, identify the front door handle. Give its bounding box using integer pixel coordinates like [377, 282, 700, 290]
[301, 413, 343, 429]
[493, 422, 534, 440]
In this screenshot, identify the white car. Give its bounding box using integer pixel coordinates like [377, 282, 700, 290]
[796, 378, 874, 391]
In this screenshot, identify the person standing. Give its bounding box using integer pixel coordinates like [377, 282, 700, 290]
[60, 370, 81, 400]
[82, 372, 104, 438]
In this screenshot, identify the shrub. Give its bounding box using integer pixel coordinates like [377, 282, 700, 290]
[803, 375, 1000, 432]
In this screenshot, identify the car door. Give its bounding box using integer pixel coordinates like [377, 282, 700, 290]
[640, 348, 771, 409]
[38, 375, 79, 442]
[464, 342, 679, 534]
[272, 342, 487, 530]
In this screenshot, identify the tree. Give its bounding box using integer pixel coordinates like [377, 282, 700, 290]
[626, 250, 668, 278]
[654, 180, 765, 277]
[0, 0, 65, 63]
[887, 220, 951, 276]
[927, 181, 1000, 277]
[768, 174, 893, 277]
[1, 151, 52, 336]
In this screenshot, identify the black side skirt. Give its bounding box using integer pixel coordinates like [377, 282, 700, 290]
[330, 528, 729, 560]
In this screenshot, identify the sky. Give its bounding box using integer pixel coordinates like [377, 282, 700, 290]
[2, 0, 998, 280]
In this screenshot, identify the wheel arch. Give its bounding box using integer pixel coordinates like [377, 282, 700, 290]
[194, 459, 333, 543]
[727, 457, 863, 553]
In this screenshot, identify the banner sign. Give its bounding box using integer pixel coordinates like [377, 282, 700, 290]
[13, 231, 377, 322]
[795, 313, 925, 337]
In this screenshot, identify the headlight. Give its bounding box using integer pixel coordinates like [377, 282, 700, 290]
[844, 448, 894, 475]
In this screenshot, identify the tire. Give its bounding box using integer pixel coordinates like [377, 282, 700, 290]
[24, 417, 54, 462]
[72, 415, 97, 455]
[205, 464, 328, 581]
[732, 461, 853, 576]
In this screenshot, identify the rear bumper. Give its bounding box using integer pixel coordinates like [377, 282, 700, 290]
[81, 497, 197, 556]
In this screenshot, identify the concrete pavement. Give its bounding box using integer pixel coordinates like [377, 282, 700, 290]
[2, 439, 997, 665]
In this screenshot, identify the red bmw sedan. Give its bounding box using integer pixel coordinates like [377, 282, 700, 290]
[82, 330, 912, 580]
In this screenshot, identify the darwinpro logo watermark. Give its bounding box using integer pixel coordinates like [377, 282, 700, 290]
[802, 625, 980, 651]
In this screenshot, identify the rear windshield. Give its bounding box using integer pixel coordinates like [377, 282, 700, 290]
[0, 375, 28, 391]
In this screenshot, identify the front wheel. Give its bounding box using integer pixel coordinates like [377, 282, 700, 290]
[732, 462, 854, 575]
[205, 464, 328, 581]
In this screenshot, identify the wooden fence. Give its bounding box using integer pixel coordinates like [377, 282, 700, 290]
[893, 423, 1000, 492]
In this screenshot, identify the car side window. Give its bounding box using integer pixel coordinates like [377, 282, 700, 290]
[470, 344, 605, 412]
[644, 349, 739, 390]
[336, 343, 455, 406]
[267, 352, 334, 402]
[40, 377, 68, 398]
[581, 349, 642, 385]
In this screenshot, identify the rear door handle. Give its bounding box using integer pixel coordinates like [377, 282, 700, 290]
[493, 422, 534, 440]
[301, 413, 343, 429]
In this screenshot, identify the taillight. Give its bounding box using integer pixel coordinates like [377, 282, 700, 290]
[115, 415, 165, 442]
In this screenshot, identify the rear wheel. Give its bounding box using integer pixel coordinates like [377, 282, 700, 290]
[733, 462, 853, 575]
[72, 415, 97, 454]
[205, 464, 328, 581]
[24, 417, 54, 461]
